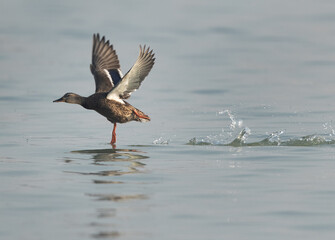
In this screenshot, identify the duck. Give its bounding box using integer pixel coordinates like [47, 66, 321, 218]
[53, 33, 155, 145]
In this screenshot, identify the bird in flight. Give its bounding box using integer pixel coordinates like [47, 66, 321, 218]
[53, 33, 155, 146]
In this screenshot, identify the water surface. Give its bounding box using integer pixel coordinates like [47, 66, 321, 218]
[1, 0, 335, 239]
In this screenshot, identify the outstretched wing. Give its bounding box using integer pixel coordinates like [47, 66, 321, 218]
[106, 45, 155, 103]
[90, 33, 123, 93]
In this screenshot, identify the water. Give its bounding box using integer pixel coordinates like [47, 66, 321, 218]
[1, 0, 335, 239]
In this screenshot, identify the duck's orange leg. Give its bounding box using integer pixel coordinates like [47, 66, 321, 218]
[133, 109, 150, 120]
[110, 123, 117, 145]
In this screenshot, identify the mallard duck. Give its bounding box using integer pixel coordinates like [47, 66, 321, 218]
[53, 33, 155, 145]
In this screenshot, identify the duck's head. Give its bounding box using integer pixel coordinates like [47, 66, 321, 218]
[53, 92, 83, 104]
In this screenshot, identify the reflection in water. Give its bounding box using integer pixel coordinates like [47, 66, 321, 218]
[72, 148, 149, 164]
[92, 231, 120, 239]
[96, 208, 117, 218]
[65, 168, 142, 177]
[66, 148, 148, 177]
[66, 147, 150, 239]
[93, 180, 124, 184]
[87, 193, 148, 202]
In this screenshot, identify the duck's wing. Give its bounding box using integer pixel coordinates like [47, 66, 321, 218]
[106, 45, 155, 103]
[90, 33, 123, 93]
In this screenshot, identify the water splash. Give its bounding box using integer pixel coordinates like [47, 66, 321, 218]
[217, 110, 244, 136]
[267, 130, 285, 145]
[218, 109, 247, 141]
[188, 132, 335, 147]
[187, 111, 335, 147]
[281, 134, 335, 146]
[153, 137, 170, 145]
[188, 109, 250, 146]
[228, 127, 251, 146]
[323, 121, 335, 137]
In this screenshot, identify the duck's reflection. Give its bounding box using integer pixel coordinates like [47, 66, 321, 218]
[66, 147, 150, 239]
[66, 168, 141, 177]
[87, 193, 148, 202]
[66, 148, 148, 178]
[72, 148, 149, 164]
[96, 208, 117, 218]
[93, 180, 124, 184]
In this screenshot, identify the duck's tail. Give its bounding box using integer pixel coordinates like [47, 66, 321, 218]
[133, 109, 150, 122]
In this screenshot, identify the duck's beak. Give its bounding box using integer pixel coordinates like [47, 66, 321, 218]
[53, 97, 65, 102]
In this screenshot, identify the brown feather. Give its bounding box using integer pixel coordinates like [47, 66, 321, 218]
[82, 93, 150, 124]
